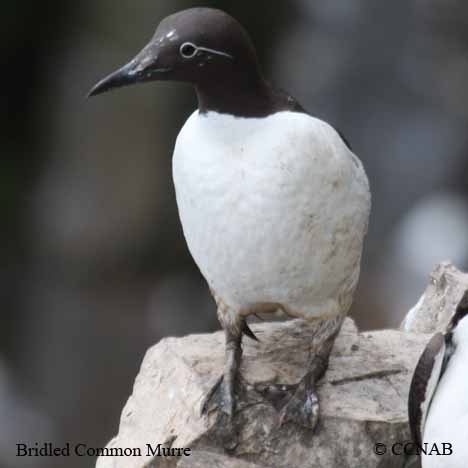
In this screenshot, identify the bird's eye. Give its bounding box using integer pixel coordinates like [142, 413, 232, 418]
[180, 42, 198, 59]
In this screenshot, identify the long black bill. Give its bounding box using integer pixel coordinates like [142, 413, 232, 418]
[87, 42, 171, 98]
[87, 61, 140, 98]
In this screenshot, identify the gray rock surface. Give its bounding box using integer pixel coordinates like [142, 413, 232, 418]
[96, 317, 430, 468]
[177, 451, 266, 468]
[400, 262, 468, 334]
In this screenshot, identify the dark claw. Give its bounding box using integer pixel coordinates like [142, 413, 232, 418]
[219, 416, 239, 451]
[200, 374, 237, 417]
[201, 375, 224, 416]
[278, 381, 320, 430]
[200, 374, 240, 450]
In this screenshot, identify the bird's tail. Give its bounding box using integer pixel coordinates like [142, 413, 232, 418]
[242, 321, 259, 341]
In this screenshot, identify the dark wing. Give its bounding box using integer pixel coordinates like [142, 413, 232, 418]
[335, 129, 352, 151]
[408, 332, 446, 447]
[272, 88, 352, 151]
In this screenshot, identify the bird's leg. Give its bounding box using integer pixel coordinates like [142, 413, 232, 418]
[277, 316, 344, 431]
[277, 333, 335, 430]
[201, 296, 257, 419]
[201, 327, 243, 418]
[201, 305, 251, 450]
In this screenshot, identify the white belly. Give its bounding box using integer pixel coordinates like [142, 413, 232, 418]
[172, 110, 370, 319]
[422, 331, 468, 468]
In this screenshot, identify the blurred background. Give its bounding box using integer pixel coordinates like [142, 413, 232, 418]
[3, 0, 468, 466]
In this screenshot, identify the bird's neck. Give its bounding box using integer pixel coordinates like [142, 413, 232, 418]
[195, 72, 276, 118]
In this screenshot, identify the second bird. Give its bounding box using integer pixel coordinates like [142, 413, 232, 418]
[89, 7, 371, 445]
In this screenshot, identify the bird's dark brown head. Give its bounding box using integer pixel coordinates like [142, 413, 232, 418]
[88, 8, 263, 100]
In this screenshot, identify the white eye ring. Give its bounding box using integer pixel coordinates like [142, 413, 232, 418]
[179, 42, 198, 59]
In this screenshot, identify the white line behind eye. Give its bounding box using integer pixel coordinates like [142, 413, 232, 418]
[196, 46, 233, 60]
[180, 42, 233, 60]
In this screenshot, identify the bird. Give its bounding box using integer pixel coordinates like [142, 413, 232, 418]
[88, 7, 371, 446]
[408, 302, 468, 467]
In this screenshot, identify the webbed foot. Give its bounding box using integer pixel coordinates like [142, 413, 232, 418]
[277, 377, 320, 430]
[201, 374, 243, 450]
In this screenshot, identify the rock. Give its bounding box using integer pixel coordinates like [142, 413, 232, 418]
[400, 262, 468, 334]
[177, 450, 267, 468]
[96, 317, 429, 468]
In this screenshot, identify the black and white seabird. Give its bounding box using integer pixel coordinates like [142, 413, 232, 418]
[409, 302, 468, 467]
[89, 7, 371, 445]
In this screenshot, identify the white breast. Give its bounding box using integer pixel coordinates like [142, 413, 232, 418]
[172, 110, 370, 319]
[422, 319, 468, 468]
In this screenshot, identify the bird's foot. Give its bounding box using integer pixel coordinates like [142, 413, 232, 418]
[278, 376, 320, 430]
[254, 377, 320, 431]
[201, 375, 236, 417]
[201, 375, 243, 450]
[273, 322, 338, 431]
